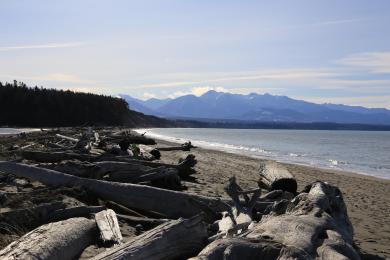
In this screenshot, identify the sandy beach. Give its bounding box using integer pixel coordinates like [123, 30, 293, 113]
[156, 139, 390, 259]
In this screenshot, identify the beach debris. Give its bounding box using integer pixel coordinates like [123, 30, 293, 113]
[0, 128, 361, 259]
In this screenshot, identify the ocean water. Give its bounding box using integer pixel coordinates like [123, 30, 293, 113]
[137, 128, 390, 179]
[0, 128, 41, 135]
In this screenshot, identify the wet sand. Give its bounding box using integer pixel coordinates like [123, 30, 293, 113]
[156, 139, 390, 259]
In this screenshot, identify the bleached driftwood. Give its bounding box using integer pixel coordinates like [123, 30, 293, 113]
[193, 181, 360, 260]
[214, 177, 260, 239]
[95, 209, 122, 245]
[92, 215, 207, 260]
[258, 162, 297, 194]
[0, 217, 97, 260]
[0, 162, 229, 219]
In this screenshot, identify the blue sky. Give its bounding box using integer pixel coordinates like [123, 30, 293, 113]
[1, 0, 390, 107]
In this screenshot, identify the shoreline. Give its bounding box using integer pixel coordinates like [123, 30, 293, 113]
[155, 138, 390, 259]
[140, 128, 389, 181]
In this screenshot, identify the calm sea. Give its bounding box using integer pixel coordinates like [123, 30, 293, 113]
[0, 128, 40, 135]
[137, 128, 390, 179]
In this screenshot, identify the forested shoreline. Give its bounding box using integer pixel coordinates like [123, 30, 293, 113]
[0, 81, 170, 127]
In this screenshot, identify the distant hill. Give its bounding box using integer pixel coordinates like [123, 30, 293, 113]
[120, 91, 390, 125]
[0, 81, 170, 127]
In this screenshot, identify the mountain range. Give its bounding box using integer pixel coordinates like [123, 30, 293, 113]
[119, 91, 390, 125]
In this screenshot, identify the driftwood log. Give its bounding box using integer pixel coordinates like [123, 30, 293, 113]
[258, 162, 297, 194]
[193, 181, 360, 260]
[92, 215, 207, 260]
[0, 161, 229, 219]
[0, 217, 97, 260]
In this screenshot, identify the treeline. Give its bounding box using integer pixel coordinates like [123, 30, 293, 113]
[0, 81, 170, 127]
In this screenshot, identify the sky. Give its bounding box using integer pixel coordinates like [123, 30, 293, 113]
[1, 0, 390, 108]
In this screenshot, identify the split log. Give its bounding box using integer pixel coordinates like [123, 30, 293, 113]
[258, 162, 297, 194]
[92, 215, 207, 260]
[0, 161, 230, 219]
[193, 181, 360, 260]
[48, 205, 106, 222]
[95, 209, 122, 246]
[0, 217, 97, 260]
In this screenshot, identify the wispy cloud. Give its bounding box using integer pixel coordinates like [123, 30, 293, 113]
[0, 42, 85, 51]
[337, 52, 390, 74]
[0, 73, 95, 84]
[312, 18, 368, 27]
[132, 69, 343, 89]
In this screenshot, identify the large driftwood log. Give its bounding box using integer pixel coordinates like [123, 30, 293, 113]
[92, 215, 207, 260]
[193, 181, 360, 260]
[0, 217, 97, 260]
[258, 162, 297, 194]
[0, 162, 229, 219]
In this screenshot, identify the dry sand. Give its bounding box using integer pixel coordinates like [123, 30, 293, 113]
[156, 139, 390, 259]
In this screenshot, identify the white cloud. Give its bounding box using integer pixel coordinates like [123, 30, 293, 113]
[133, 68, 343, 89]
[338, 52, 390, 74]
[168, 86, 228, 98]
[143, 92, 157, 99]
[0, 42, 85, 51]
